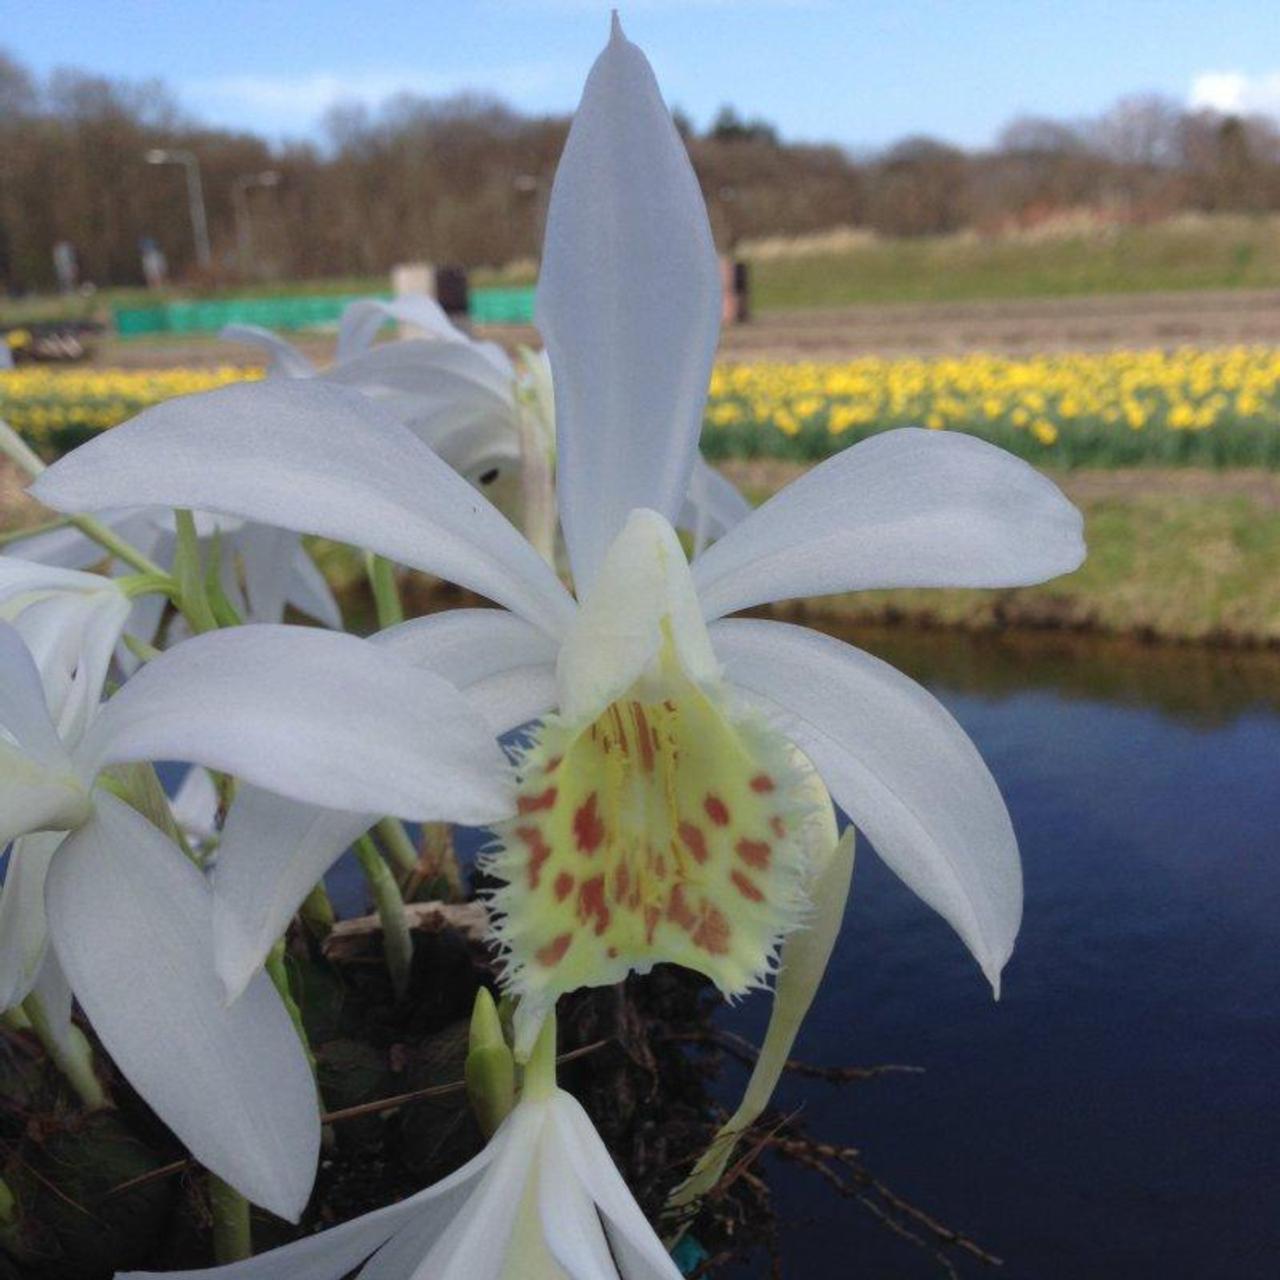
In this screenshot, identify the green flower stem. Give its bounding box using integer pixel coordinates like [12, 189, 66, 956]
[173, 509, 218, 633]
[264, 940, 315, 1075]
[0, 416, 50, 477]
[71, 513, 167, 576]
[375, 817, 419, 877]
[366, 553, 404, 629]
[355, 836, 412, 1000]
[21, 991, 108, 1111]
[299, 883, 336, 940]
[209, 1173, 252, 1263]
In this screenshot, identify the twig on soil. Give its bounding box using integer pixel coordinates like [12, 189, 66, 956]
[100, 1039, 613, 1199]
[664, 1026, 925, 1082]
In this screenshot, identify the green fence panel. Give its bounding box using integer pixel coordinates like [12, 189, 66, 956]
[113, 285, 537, 337]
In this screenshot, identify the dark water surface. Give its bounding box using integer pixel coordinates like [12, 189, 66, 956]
[719, 626, 1280, 1279]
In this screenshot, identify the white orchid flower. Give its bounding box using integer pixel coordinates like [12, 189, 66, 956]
[0, 606, 512, 1218]
[33, 19, 1084, 1051]
[225, 293, 749, 553]
[117, 1018, 682, 1280]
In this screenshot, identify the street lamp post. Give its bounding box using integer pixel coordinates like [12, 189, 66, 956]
[144, 148, 212, 272]
[232, 170, 281, 276]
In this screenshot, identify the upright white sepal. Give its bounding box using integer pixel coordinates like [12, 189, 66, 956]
[537, 15, 722, 595]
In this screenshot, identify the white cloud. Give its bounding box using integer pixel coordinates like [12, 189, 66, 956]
[1189, 70, 1280, 118]
[183, 63, 564, 133]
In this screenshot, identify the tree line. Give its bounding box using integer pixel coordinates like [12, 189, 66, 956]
[1, 47, 1278, 293]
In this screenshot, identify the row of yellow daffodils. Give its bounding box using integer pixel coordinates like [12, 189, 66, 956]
[0, 366, 260, 447]
[704, 347, 1280, 466]
[3, 347, 1279, 467]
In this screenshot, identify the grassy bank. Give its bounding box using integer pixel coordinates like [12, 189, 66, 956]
[747, 216, 1280, 310]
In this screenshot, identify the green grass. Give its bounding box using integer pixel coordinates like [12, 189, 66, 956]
[749, 216, 1280, 310]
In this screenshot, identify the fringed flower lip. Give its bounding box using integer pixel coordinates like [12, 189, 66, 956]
[33, 17, 1085, 1045]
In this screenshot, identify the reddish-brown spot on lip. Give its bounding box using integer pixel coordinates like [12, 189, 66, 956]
[666, 882, 698, 932]
[517, 825, 552, 889]
[693, 904, 731, 955]
[553, 871, 574, 902]
[535, 932, 572, 966]
[544, 755, 563, 774]
[750, 773, 776, 793]
[612, 862, 631, 904]
[770, 816, 787, 839]
[731, 869, 765, 902]
[518, 786, 558, 814]
[577, 875, 611, 935]
[677, 820, 709, 864]
[704, 794, 730, 826]
[735, 837, 771, 869]
[573, 792, 606, 855]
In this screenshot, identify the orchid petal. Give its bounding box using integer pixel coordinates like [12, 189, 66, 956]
[0, 624, 89, 843]
[0, 831, 62, 1010]
[336, 295, 463, 361]
[170, 766, 220, 844]
[415, 1102, 543, 1278]
[679, 457, 752, 557]
[353, 1146, 499, 1279]
[285, 541, 343, 628]
[713, 618, 1021, 993]
[213, 611, 555, 1001]
[537, 15, 721, 594]
[233, 523, 297, 624]
[214, 791, 374, 1002]
[47, 792, 320, 1220]
[77, 625, 513, 823]
[692, 428, 1086, 619]
[220, 324, 317, 378]
[553, 1093, 682, 1279]
[326, 336, 515, 407]
[538, 1126, 618, 1278]
[115, 1112, 497, 1280]
[31, 379, 576, 637]
[375, 608, 561, 734]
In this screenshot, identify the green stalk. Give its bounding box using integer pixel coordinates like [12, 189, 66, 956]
[22, 992, 108, 1111]
[208, 1174, 251, 1263]
[265, 940, 315, 1074]
[366, 553, 404, 628]
[375, 817, 419, 877]
[173, 509, 218, 633]
[70, 513, 167, 576]
[355, 836, 412, 1000]
[299, 883, 336, 940]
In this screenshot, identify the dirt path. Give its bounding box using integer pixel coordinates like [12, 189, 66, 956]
[93, 287, 1280, 369]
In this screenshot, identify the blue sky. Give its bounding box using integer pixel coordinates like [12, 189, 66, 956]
[2, 0, 1277, 150]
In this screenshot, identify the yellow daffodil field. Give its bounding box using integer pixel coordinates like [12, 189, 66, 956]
[4, 346, 1280, 467]
[703, 347, 1280, 467]
[0, 366, 260, 454]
